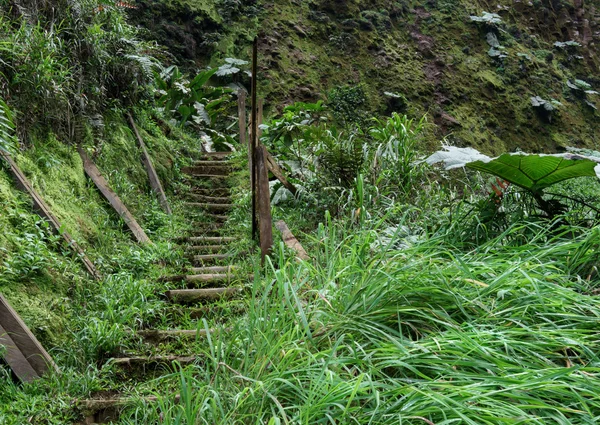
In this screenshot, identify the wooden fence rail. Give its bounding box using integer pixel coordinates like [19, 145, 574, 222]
[78, 147, 152, 245]
[127, 113, 172, 215]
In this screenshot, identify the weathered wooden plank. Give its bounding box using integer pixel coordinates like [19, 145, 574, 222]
[0, 294, 59, 381]
[256, 145, 273, 261]
[275, 220, 310, 261]
[0, 323, 39, 382]
[238, 91, 247, 145]
[127, 114, 172, 215]
[250, 39, 259, 241]
[166, 288, 240, 303]
[265, 150, 298, 196]
[0, 151, 101, 280]
[77, 147, 152, 245]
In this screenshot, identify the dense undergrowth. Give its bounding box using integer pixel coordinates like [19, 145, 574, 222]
[1, 0, 600, 424]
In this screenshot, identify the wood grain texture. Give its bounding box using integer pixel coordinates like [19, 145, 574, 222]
[265, 150, 298, 196]
[127, 114, 172, 215]
[0, 151, 101, 280]
[78, 147, 152, 244]
[0, 323, 39, 382]
[275, 220, 310, 261]
[256, 145, 273, 261]
[0, 295, 59, 381]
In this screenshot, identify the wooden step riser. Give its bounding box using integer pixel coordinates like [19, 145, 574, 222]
[184, 203, 233, 213]
[192, 160, 231, 166]
[137, 328, 226, 342]
[190, 266, 233, 274]
[187, 194, 231, 203]
[191, 188, 231, 197]
[108, 356, 196, 370]
[185, 246, 226, 254]
[185, 237, 236, 244]
[183, 178, 230, 189]
[189, 303, 247, 319]
[201, 152, 232, 159]
[166, 288, 241, 303]
[192, 254, 234, 265]
[182, 166, 231, 176]
[79, 395, 181, 424]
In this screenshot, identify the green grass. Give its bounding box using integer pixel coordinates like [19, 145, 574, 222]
[111, 210, 600, 424]
[3, 102, 600, 425]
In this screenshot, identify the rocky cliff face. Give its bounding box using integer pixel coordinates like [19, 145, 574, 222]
[130, 0, 600, 154]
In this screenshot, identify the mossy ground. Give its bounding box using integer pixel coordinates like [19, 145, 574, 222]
[135, 0, 599, 154]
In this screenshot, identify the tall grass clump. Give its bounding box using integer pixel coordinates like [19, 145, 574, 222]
[121, 207, 600, 424]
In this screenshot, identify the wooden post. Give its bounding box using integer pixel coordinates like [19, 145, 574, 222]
[78, 147, 152, 245]
[256, 145, 273, 261]
[238, 91, 247, 146]
[251, 38, 259, 241]
[127, 114, 172, 215]
[0, 294, 59, 382]
[0, 151, 102, 280]
[275, 220, 310, 261]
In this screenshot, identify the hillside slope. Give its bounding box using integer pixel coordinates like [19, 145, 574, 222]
[129, 0, 600, 153]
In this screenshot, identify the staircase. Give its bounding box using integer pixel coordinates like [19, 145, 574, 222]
[78, 151, 251, 424]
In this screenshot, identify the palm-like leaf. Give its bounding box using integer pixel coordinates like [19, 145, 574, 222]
[467, 154, 598, 193]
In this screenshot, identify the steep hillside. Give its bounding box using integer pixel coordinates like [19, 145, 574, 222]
[129, 0, 600, 154]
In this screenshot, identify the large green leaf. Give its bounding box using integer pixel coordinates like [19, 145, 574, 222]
[466, 154, 598, 193]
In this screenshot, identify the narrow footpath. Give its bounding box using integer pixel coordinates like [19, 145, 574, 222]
[79, 151, 252, 424]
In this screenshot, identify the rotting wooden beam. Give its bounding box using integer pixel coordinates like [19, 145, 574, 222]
[0, 323, 39, 382]
[275, 220, 310, 261]
[265, 150, 298, 196]
[0, 294, 59, 382]
[238, 90, 248, 146]
[251, 37, 259, 241]
[256, 144, 273, 261]
[0, 151, 102, 280]
[77, 147, 152, 245]
[127, 113, 172, 215]
[166, 288, 241, 303]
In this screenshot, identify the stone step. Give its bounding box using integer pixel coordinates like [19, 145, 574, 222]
[185, 202, 233, 212]
[166, 287, 241, 303]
